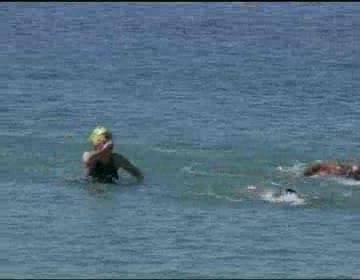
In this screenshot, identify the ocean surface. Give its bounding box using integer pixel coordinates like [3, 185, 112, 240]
[1, 2, 360, 278]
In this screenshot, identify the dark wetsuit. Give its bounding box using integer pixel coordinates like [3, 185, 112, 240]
[86, 157, 119, 183]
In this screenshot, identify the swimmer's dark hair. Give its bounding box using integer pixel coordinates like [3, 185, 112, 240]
[285, 188, 297, 194]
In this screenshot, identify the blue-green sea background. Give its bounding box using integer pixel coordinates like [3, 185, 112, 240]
[1, 2, 360, 278]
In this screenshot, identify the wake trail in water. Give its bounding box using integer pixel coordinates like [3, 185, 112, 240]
[277, 161, 307, 177]
[190, 184, 306, 207]
[181, 165, 245, 178]
[192, 191, 244, 203]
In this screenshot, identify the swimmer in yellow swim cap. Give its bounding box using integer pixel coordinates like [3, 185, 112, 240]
[82, 126, 144, 183]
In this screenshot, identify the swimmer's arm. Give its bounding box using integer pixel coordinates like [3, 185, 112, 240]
[82, 151, 103, 168]
[113, 153, 144, 182]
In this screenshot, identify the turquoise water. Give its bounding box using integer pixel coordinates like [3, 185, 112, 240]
[2, 2, 360, 278]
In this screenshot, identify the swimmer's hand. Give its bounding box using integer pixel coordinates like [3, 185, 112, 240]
[101, 140, 113, 152]
[82, 140, 114, 169]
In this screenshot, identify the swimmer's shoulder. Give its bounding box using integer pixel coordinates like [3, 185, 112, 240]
[82, 151, 91, 163]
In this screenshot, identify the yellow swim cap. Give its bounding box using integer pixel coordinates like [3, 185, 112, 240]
[88, 126, 111, 145]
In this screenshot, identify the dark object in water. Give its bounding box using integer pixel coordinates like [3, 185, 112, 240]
[276, 188, 298, 197]
[284, 188, 297, 194]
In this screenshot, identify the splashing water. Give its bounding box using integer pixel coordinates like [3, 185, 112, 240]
[260, 189, 305, 206]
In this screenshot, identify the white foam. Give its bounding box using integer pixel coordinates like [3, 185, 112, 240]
[309, 174, 360, 186]
[270, 181, 282, 186]
[277, 161, 307, 177]
[260, 190, 305, 206]
[332, 177, 360, 186]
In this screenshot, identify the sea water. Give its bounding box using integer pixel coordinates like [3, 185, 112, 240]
[1, 2, 360, 278]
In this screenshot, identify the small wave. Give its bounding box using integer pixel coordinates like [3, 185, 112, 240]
[152, 146, 179, 154]
[181, 165, 244, 177]
[192, 191, 243, 203]
[342, 191, 353, 197]
[181, 165, 213, 176]
[0, 180, 17, 187]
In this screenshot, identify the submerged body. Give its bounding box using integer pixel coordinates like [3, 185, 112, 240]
[303, 161, 360, 180]
[85, 156, 119, 183]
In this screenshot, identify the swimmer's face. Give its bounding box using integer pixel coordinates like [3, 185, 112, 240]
[94, 133, 113, 150]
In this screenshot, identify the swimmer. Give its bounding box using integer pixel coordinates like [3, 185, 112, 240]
[82, 126, 144, 183]
[245, 185, 298, 197]
[280, 188, 297, 195]
[303, 160, 360, 180]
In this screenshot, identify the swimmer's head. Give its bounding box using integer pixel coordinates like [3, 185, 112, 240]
[285, 188, 297, 194]
[348, 165, 360, 180]
[88, 126, 112, 146]
[278, 188, 297, 197]
[351, 165, 360, 173]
